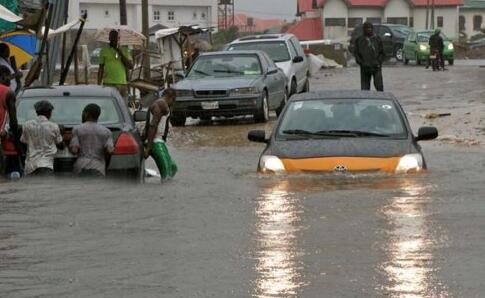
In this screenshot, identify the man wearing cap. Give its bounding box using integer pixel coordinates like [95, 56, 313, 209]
[20, 100, 64, 176]
[427, 28, 446, 71]
[97, 30, 133, 104]
[354, 22, 385, 91]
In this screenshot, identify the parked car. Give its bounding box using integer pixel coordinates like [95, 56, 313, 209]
[226, 34, 310, 95]
[349, 24, 412, 61]
[248, 90, 438, 174]
[171, 50, 288, 126]
[2, 85, 146, 182]
[403, 30, 455, 65]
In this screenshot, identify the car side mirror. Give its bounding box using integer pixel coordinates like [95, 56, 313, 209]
[266, 67, 278, 75]
[292, 56, 304, 63]
[133, 110, 147, 122]
[248, 130, 268, 143]
[416, 126, 438, 141]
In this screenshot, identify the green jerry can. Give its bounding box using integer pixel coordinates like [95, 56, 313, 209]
[151, 138, 177, 180]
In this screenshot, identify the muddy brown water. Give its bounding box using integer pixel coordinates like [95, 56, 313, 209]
[1, 65, 485, 297]
[1, 117, 484, 297]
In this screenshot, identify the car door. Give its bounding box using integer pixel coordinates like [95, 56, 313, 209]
[260, 53, 283, 109]
[289, 37, 307, 91]
[403, 32, 415, 60]
[377, 25, 394, 58]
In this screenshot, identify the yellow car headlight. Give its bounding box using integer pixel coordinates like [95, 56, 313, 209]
[448, 43, 454, 50]
[419, 44, 428, 52]
[395, 154, 424, 174]
[260, 155, 285, 173]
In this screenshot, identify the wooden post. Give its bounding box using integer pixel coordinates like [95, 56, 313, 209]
[142, 0, 150, 80]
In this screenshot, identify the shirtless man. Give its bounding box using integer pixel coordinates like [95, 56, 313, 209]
[142, 88, 176, 158]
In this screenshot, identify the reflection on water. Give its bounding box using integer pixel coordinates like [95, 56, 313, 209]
[254, 180, 306, 297]
[380, 179, 449, 297]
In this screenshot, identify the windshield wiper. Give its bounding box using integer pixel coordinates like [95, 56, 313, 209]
[194, 69, 210, 76]
[282, 129, 338, 138]
[315, 130, 391, 137]
[213, 69, 244, 74]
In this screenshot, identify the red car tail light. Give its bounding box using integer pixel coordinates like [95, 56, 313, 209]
[112, 133, 139, 155]
[1, 136, 17, 156]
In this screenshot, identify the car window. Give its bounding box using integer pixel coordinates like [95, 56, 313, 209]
[407, 32, 415, 41]
[227, 41, 291, 62]
[260, 52, 275, 70]
[287, 40, 298, 58]
[390, 26, 411, 37]
[290, 37, 305, 56]
[187, 54, 262, 77]
[17, 97, 122, 125]
[416, 32, 449, 42]
[378, 26, 391, 37]
[278, 98, 407, 137]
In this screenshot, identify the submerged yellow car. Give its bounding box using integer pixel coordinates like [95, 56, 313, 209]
[248, 91, 438, 174]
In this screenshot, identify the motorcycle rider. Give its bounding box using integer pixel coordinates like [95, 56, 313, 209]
[427, 28, 446, 71]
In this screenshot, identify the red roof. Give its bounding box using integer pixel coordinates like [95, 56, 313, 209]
[234, 14, 286, 32]
[287, 17, 323, 41]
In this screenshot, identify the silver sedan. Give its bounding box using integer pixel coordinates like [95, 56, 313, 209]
[171, 50, 288, 126]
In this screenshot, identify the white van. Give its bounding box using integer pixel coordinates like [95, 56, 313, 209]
[226, 34, 310, 96]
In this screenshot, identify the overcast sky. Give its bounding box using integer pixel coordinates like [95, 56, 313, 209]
[234, 0, 297, 21]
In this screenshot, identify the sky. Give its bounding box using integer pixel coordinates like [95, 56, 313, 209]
[234, 0, 297, 21]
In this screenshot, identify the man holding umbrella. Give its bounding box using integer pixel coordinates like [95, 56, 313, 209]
[98, 30, 133, 104]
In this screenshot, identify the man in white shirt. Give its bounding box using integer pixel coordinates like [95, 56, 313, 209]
[0, 43, 21, 94]
[20, 100, 64, 176]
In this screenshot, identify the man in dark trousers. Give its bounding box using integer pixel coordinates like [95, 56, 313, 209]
[427, 28, 446, 71]
[354, 22, 385, 91]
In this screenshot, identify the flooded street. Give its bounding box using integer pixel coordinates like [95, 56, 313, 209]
[1, 64, 485, 297]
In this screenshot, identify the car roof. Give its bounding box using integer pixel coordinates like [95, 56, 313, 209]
[19, 84, 120, 98]
[200, 50, 263, 56]
[230, 33, 294, 44]
[289, 90, 398, 102]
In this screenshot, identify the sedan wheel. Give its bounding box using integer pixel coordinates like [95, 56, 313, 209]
[275, 89, 288, 117]
[395, 47, 403, 61]
[170, 115, 186, 127]
[254, 92, 269, 123]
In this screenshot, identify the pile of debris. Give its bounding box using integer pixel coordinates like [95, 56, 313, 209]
[308, 53, 343, 75]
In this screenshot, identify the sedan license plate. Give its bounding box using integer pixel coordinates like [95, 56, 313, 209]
[201, 101, 219, 110]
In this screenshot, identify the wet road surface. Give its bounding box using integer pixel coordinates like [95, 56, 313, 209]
[1, 64, 485, 297]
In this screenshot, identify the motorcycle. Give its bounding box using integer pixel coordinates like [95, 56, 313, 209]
[429, 49, 442, 71]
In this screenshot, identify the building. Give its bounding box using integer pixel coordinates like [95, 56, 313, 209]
[68, 0, 218, 33]
[290, 0, 464, 41]
[233, 14, 286, 33]
[459, 0, 485, 39]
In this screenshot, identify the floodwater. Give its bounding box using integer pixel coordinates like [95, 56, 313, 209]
[1, 121, 484, 297]
[1, 65, 485, 297]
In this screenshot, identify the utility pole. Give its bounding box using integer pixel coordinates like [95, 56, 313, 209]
[426, 0, 430, 29]
[120, 0, 127, 25]
[142, 0, 150, 80]
[431, 0, 435, 29]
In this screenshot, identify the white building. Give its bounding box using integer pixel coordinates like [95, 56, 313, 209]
[68, 0, 218, 32]
[296, 0, 463, 41]
[459, 0, 485, 39]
